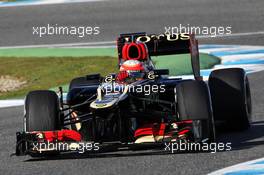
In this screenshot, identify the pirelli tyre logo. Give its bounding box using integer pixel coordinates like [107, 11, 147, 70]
[124, 33, 190, 43]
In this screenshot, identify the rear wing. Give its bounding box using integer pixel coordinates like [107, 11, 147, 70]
[117, 33, 201, 80]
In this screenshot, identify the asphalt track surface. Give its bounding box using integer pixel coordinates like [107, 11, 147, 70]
[0, 0, 264, 46]
[0, 0, 264, 175]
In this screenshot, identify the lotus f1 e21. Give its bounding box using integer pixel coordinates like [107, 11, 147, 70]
[16, 33, 252, 156]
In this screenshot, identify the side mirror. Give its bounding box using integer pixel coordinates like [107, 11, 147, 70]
[86, 73, 101, 80]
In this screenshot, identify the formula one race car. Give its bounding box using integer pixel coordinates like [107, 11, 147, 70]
[16, 33, 252, 156]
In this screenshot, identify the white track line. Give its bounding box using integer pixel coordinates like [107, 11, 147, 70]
[0, 100, 24, 108]
[200, 47, 243, 54]
[209, 157, 264, 175]
[0, 0, 106, 8]
[221, 53, 264, 61]
[201, 46, 264, 54]
[197, 31, 264, 39]
[0, 41, 115, 49]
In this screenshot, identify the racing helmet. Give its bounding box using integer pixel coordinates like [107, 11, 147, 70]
[119, 60, 146, 81]
[120, 60, 144, 71]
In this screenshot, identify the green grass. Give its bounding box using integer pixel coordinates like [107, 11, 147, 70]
[0, 56, 117, 99]
[153, 53, 220, 75]
[0, 48, 117, 57]
[0, 53, 220, 99]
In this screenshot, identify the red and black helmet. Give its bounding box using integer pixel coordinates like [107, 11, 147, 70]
[120, 60, 145, 72]
[118, 60, 146, 82]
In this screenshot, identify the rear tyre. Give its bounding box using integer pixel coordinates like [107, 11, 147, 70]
[25, 90, 60, 132]
[176, 80, 216, 143]
[209, 68, 251, 131]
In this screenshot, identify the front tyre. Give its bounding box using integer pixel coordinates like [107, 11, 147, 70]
[24, 90, 61, 132]
[176, 80, 216, 143]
